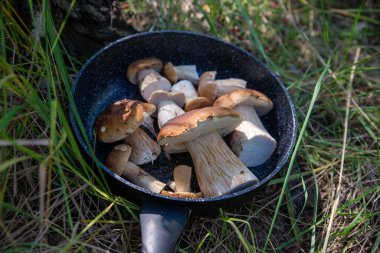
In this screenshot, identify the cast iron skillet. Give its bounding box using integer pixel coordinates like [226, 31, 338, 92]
[70, 31, 297, 253]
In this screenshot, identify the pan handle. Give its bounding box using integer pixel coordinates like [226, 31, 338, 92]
[140, 199, 189, 253]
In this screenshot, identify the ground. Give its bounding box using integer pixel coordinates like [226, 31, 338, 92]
[0, 1, 379, 252]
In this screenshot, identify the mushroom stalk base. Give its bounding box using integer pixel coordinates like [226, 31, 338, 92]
[184, 132, 258, 197]
[122, 162, 166, 193]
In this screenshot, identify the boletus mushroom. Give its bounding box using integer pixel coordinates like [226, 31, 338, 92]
[105, 144, 166, 193]
[171, 80, 211, 112]
[93, 99, 156, 143]
[214, 88, 277, 166]
[123, 128, 161, 165]
[162, 62, 199, 84]
[127, 57, 171, 101]
[157, 107, 258, 197]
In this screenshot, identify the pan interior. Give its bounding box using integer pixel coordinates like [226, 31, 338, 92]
[72, 32, 296, 196]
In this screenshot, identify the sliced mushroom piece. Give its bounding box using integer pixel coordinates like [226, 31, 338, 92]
[167, 181, 176, 191]
[158, 107, 259, 198]
[162, 62, 199, 84]
[214, 88, 276, 166]
[161, 190, 203, 198]
[173, 165, 192, 192]
[94, 99, 156, 143]
[171, 80, 211, 112]
[197, 71, 217, 103]
[209, 78, 247, 97]
[140, 71, 171, 101]
[127, 57, 163, 85]
[123, 128, 161, 165]
[105, 144, 166, 193]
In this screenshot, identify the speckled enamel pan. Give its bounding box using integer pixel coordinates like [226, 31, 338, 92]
[70, 31, 297, 253]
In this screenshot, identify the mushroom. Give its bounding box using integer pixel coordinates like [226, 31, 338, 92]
[146, 90, 188, 155]
[171, 80, 211, 112]
[127, 57, 171, 101]
[105, 144, 166, 193]
[214, 89, 277, 166]
[197, 71, 217, 103]
[210, 78, 247, 96]
[173, 165, 192, 192]
[148, 90, 185, 128]
[162, 62, 199, 84]
[93, 99, 156, 143]
[127, 57, 163, 85]
[166, 180, 176, 191]
[157, 107, 259, 197]
[123, 128, 161, 165]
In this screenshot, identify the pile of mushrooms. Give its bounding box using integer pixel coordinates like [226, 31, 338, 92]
[93, 57, 277, 198]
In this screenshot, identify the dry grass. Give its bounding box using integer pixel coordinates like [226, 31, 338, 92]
[1, 0, 379, 252]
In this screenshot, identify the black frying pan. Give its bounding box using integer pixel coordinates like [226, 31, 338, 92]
[70, 31, 297, 253]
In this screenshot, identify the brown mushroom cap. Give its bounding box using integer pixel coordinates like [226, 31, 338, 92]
[161, 62, 178, 84]
[198, 71, 217, 103]
[94, 99, 156, 143]
[105, 144, 132, 175]
[157, 107, 242, 145]
[184, 97, 211, 112]
[127, 57, 163, 84]
[213, 88, 273, 116]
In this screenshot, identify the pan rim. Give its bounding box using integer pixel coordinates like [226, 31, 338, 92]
[69, 30, 297, 203]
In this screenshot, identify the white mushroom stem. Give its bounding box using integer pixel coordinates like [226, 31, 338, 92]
[230, 105, 277, 167]
[167, 181, 176, 191]
[157, 100, 185, 129]
[171, 80, 198, 101]
[105, 144, 165, 193]
[123, 162, 166, 193]
[157, 100, 188, 154]
[123, 128, 161, 165]
[139, 71, 171, 101]
[173, 165, 192, 192]
[184, 131, 258, 197]
[175, 65, 199, 84]
[142, 114, 156, 136]
[210, 78, 247, 96]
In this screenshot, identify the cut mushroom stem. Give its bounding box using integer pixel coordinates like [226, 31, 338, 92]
[123, 162, 166, 193]
[140, 71, 171, 101]
[162, 62, 199, 84]
[158, 107, 259, 197]
[161, 190, 203, 198]
[172, 80, 211, 111]
[209, 78, 247, 96]
[167, 181, 176, 191]
[105, 144, 166, 193]
[123, 128, 161, 165]
[214, 89, 277, 167]
[231, 105, 276, 166]
[173, 165, 192, 192]
[157, 100, 185, 128]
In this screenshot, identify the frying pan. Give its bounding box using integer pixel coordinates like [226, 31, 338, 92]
[70, 31, 297, 253]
